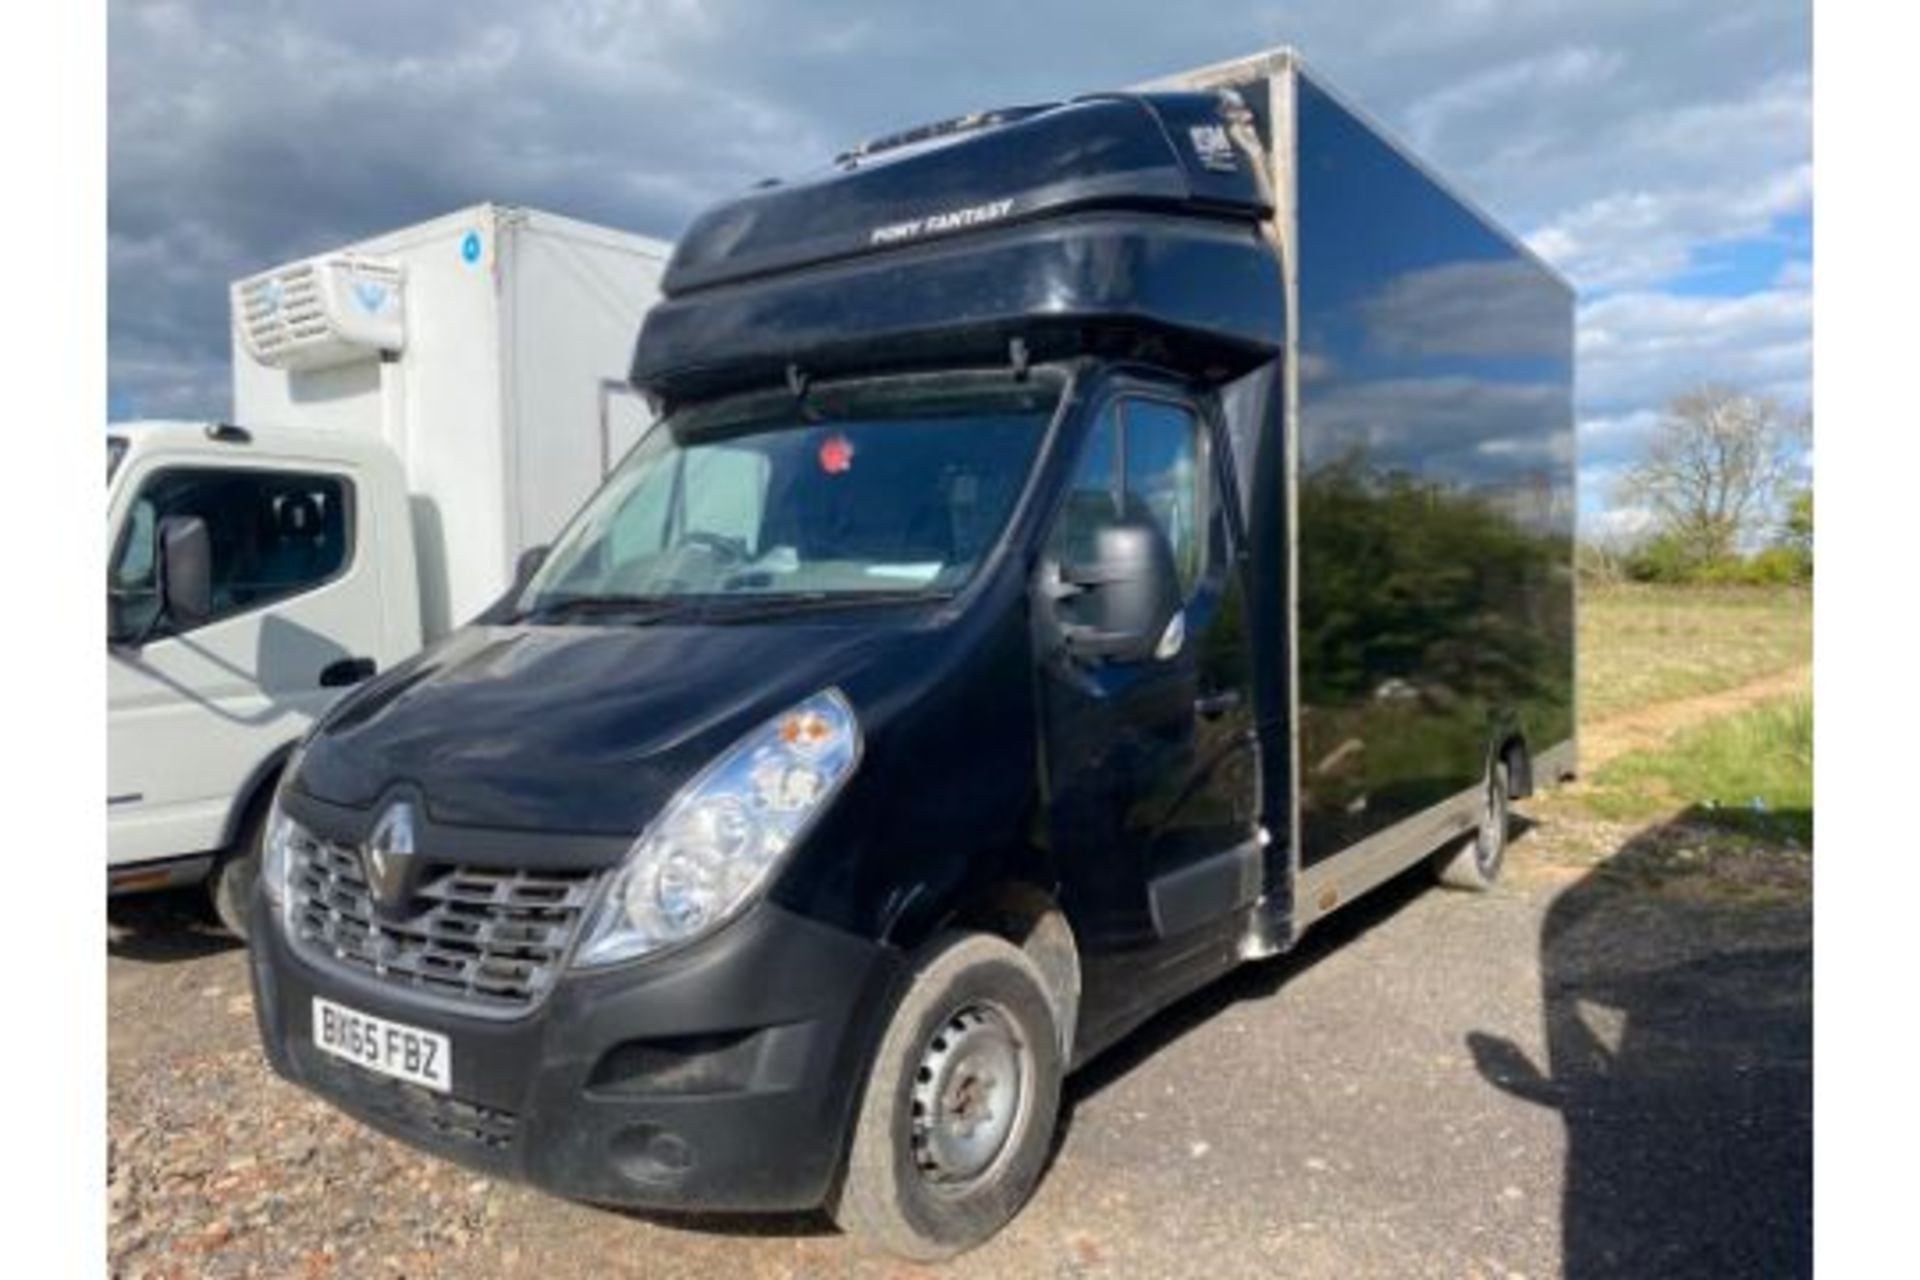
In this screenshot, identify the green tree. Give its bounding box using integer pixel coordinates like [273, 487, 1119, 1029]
[1615, 385, 1809, 567]
[1780, 487, 1813, 578]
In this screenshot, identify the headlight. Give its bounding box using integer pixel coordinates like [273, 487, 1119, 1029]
[573, 688, 862, 968]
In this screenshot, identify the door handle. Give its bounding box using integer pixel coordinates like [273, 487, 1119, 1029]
[1195, 689, 1242, 719]
[319, 656, 377, 688]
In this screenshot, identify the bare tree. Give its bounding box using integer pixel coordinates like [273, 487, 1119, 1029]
[1616, 385, 1809, 564]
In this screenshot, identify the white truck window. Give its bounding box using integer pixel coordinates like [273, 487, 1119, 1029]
[109, 468, 353, 641]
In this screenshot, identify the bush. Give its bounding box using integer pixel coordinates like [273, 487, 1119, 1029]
[1740, 546, 1810, 585]
[1610, 530, 1811, 587]
[1623, 532, 1707, 583]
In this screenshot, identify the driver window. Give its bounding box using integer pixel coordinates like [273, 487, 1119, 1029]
[1123, 399, 1206, 597]
[110, 499, 161, 639]
[108, 467, 351, 642]
[1046, 406, 1120, 566]
[1045, 394, 1209, 601]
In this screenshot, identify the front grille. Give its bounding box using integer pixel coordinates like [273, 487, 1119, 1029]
[288, 829, 600, 1013]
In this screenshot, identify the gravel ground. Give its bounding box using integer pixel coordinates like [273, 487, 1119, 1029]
[107, 803, 1810, 1279]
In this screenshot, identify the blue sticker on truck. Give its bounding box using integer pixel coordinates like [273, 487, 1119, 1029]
[461, 230, 482, 264]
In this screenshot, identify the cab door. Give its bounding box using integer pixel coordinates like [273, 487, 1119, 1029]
[107, 458, 385, 867]
[1034, 376, 1260, 1044]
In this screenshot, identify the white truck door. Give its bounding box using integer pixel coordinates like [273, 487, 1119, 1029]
[107, 459, 386, 868]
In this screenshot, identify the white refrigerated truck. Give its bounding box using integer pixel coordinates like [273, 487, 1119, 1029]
[107, 204, 670, 934]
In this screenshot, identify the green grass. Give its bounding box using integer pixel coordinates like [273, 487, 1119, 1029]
[1580, 583, 1811, 721]
[1583, 695, 1813, 846]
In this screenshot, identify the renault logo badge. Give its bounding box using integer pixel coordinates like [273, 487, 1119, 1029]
[363, 801, 418, 910]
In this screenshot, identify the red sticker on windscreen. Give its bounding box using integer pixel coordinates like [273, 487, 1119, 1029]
[819, 433, 855, 475]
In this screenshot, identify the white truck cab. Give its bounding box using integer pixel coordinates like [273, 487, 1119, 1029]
[106, 205, 669, 933]
[107, 422, 418, 899]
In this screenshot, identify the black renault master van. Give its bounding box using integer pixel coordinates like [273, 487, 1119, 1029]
[250, 49, 1575, 1259]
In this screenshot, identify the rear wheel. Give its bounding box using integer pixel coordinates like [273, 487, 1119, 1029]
[832, 932, 1063, 1261]
[210, 794, 270, 940]
[1437, 759, 1511, 891]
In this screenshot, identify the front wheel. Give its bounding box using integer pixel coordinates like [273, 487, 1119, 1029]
[1436, 759, 1511, 891]
[832, 932, 1063, 1261]
[210, 797, 269, 940]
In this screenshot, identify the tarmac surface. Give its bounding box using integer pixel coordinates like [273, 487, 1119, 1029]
[108, 803, 1811, 1278]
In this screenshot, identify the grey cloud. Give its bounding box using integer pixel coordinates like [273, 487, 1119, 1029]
[110, 0, 1810, 476]
[1577, 283, 1812, 415]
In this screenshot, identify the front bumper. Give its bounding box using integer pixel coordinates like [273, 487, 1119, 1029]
[249, 894, 905, 1212]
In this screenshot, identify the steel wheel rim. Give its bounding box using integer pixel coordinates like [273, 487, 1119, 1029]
[908, 1000, 1032, 1191]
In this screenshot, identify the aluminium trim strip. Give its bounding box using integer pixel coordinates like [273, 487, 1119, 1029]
[1294, 784, 1484, 931]
[1276, 63, 1305, 947]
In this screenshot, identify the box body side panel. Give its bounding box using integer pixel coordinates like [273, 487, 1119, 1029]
[1290, 73, 1576, 867]
[503, 220, 667, 556]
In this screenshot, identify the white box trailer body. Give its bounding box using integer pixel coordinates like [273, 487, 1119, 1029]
[109, 205, 669, 919]
[231, 204, 668, 636]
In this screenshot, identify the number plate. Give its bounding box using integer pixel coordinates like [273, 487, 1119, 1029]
[312, 996, 452, 1093]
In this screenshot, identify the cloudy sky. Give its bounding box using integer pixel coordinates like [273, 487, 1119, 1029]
[108, 0, 1810, 531]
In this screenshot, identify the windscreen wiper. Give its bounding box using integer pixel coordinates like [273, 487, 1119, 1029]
[700, 589, 957, 622]
[516, 595, 710, 626]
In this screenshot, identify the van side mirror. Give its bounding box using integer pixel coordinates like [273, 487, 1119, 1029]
[158, 515, 213, 628]
[1046, 517, 1182, 664]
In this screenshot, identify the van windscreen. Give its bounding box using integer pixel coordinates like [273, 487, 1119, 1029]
[521, 372, 1060, 615]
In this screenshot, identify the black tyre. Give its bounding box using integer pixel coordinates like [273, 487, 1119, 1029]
[1437, 759, 1511, 891]
[210, 795, 269, 940]
[832, 932, 1063, 1261]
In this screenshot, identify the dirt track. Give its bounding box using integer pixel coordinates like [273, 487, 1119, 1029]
[1579, 664, 1812, 770]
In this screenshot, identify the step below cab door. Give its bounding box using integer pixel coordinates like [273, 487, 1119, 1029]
[107, 455, 388, 867]
[1034, 375, 1260, 1045]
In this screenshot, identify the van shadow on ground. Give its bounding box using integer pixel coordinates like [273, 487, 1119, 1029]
[1469, 807, 1812, 1279]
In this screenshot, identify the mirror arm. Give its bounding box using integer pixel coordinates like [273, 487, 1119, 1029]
[127, 607, 165, 650]
[124, 561, 173, 650]
[1037, 558, 1086, 604]
[1058, 621, 1135, 662]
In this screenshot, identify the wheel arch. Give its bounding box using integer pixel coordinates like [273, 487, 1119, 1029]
[933, 880, 1083, 1067]
[1489, 728, 1533, 799]
[216, 740, 298, 851]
